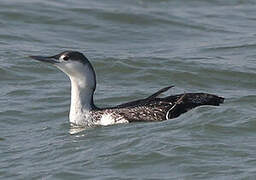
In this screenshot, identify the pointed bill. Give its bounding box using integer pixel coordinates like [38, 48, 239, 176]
[29, 56, 59, 64]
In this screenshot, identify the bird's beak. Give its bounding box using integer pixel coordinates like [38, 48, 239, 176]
[29, 55, 59, 64]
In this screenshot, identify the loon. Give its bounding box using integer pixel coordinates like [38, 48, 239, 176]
[30, 51, 224, 127]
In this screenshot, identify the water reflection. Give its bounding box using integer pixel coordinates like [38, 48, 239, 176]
[69, 125, 87, 135]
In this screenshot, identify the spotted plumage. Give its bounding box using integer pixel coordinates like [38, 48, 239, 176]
[89, 89, 224, 125]
[30, 51, 224, 127]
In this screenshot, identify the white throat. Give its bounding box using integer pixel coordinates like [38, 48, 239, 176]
[57, 61, 96, 126]
[69, 77, 94, 125]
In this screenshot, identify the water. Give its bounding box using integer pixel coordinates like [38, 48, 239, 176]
[1, 0, 256, 179]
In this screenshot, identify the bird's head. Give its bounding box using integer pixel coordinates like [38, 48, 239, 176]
[30, 51, 96, 90]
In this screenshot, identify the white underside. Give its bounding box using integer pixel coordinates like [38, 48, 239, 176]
[98, 113, 129, 126]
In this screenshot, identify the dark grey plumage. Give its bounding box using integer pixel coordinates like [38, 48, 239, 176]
[91, 86, 224, 123]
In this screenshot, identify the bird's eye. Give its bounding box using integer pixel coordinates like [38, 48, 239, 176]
[63, 56, 69, 61]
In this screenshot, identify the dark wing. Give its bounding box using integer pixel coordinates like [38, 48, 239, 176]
[162, 93, 224, 119]
[111, 86, 224, 122]
[115, 85, 174, 108]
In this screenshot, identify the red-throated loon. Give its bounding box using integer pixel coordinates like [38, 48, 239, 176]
[30, 51, 224, 127]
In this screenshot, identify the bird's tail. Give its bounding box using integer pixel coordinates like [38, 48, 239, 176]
[164, 93, 224, 119]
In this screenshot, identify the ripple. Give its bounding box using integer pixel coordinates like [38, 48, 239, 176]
[1, 0, 256, 179]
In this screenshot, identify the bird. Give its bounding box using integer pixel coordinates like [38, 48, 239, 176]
[30, 51, 224, 127]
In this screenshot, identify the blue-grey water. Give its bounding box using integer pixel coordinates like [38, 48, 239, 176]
[1, 0, 256, 179]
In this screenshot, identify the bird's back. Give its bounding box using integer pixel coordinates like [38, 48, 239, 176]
[117, 93, 224, 122]
[96, 91, 224, 123]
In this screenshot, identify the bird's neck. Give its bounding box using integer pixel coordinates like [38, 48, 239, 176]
[69, 77, 95, 126]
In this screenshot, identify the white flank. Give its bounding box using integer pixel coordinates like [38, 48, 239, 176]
[100, 113, 129, 126]
[100, 113, 115, 126]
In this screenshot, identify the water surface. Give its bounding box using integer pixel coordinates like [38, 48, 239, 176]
[1, 0, 256, 179]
